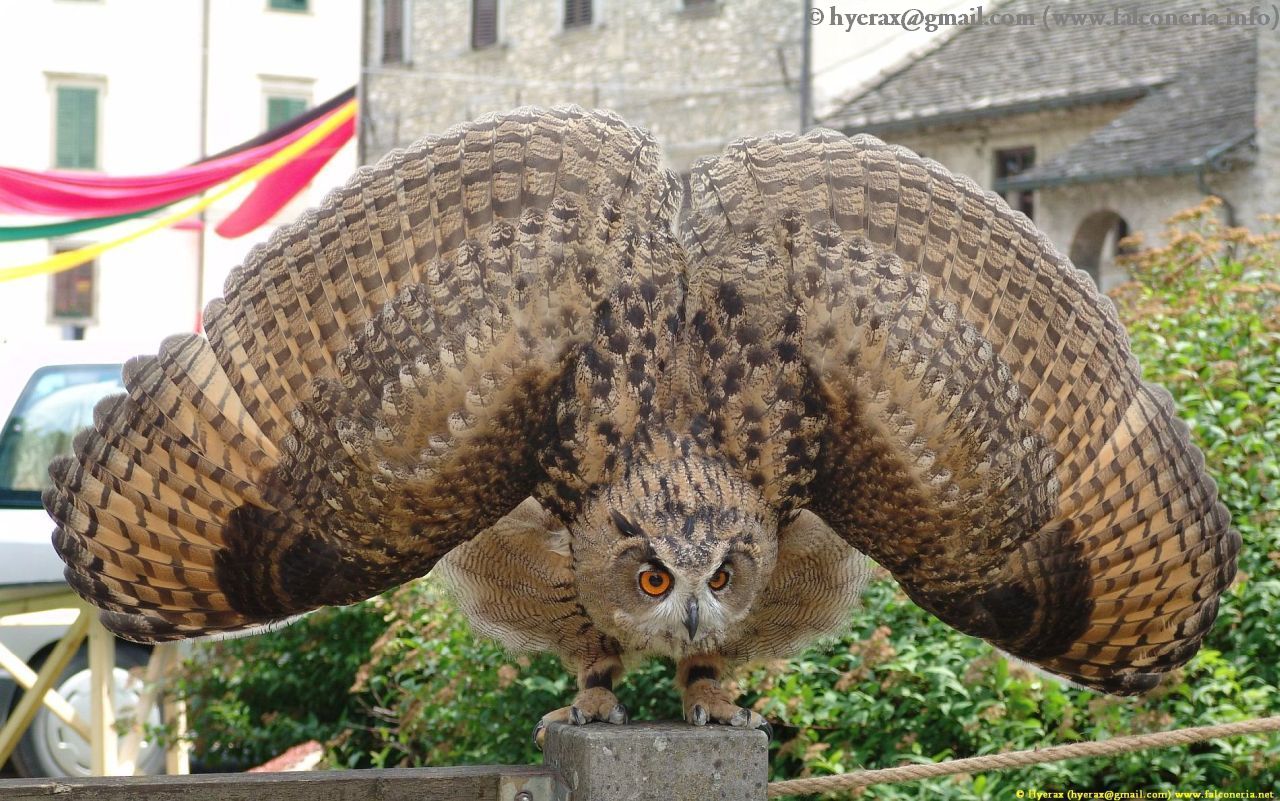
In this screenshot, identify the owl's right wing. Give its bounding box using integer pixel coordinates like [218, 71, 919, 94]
[680, 130, 1238, 694]
[46, 107, 685, 641]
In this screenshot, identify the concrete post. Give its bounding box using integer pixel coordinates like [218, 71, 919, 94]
[542, 721, 769, 801]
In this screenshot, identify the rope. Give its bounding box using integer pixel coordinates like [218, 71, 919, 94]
[766, 714, 1280, 797]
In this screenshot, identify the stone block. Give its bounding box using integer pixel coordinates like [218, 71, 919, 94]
[542, 721, 768, 801]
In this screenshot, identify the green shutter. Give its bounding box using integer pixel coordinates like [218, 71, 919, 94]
[55, 86, 98, 169]
[269, 0, 308, 11]
[267, 96, 308, 130]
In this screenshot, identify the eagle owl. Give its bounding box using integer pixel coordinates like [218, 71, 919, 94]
[46, 107, 1238, 741]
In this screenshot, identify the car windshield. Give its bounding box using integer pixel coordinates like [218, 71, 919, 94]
[0, 364, 125, 507]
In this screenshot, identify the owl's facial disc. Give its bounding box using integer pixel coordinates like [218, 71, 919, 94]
[570, 458, 778, 657]
[631, 546, 738, 642]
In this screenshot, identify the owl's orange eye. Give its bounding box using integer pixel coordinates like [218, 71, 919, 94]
[708, 569, 731, 591]
[639, 569, 672, 597]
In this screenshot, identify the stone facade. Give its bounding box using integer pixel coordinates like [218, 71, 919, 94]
[361, 0, 802, 171]
[882, 104, 1255, 291]
[880, 94, 1271, 291]
[823, 0, 1277, 290]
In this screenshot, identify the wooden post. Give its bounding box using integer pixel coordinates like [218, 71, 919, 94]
[116, 643, 165, 775]
[160, 644, 191, 775]
[162, 692, 191, 775]
[110, 642, 191, 776]
[0, 609, 90, 769]
[87, 612, 117, 776]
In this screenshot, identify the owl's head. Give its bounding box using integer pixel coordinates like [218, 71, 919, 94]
[570, 456, 778, 657]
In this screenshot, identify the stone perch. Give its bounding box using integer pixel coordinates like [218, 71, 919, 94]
[542, 721, 770, 800]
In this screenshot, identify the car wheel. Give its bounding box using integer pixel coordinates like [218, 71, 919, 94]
[9, 642, 166, 777]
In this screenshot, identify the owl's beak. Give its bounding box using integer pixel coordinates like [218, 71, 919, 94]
[684, 597, 700, 640]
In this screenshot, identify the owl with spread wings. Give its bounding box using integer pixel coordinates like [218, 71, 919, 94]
[46, 107, 1238, 742]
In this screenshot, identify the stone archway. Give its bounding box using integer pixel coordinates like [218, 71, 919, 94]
[1069, 210, 1133, 289]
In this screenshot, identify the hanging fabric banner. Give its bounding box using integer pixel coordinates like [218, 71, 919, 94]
[0, 204, 171, 243]
[0, 100, 356, 284]
[0, 115, 328, 217]
[214, 113, 354, 238]
[201, 86, 355, 162]
[0, 110, 354, 242]
[0, 87, 356, 218]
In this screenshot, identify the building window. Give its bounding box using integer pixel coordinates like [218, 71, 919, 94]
[50, 259, 96, 336]
[269, 0, 308, 11]
[54, 85, 99, 169]
[472, 0, 498, 48]
[994, 146, 1035, 220]
[564, 0, 593, 29]
[266, 95, 308, 129]
[382, 0, 406, 64]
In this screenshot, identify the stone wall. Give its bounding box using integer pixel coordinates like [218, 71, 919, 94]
[872, 104, 1265, 290]
[881, 104, 1129, 190]
[362, 0, 802, 171]
[362, 2, 1278, 289]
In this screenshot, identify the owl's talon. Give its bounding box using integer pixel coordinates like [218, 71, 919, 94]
[691, 704, 709, 726]
[607, 703, 629, 724]
[533, 705, 574, 750]
[536, 685, 626, 748]
[682, 674, 771, 734]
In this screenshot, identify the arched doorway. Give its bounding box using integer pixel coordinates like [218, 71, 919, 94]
[1069, 210, 1133, 289]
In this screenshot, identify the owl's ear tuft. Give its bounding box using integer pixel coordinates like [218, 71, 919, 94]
[610, 510, 645, 538]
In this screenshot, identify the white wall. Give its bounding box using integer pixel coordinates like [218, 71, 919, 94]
[0, 0, 359, 347]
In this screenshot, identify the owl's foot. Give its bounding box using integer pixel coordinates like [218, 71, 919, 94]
[677, 656, 773, 740]
[533, 687, 628, 748]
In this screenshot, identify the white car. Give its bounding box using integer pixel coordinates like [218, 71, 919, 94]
[0, 340, 165, 777]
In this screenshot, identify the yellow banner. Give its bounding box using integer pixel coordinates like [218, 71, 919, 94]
[0, 100, 357, 284]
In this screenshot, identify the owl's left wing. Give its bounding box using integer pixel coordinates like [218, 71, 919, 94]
[679, 130, 1238, 694]
[46, 107, 684, 641]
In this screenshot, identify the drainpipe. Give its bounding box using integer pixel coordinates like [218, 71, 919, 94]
[1197, 170, 1237, 228]
[357, 0, 370, 165]
[799, 0, 813, 131]
[195, 0, 210, 332]
[1194, 131, 1254, 228]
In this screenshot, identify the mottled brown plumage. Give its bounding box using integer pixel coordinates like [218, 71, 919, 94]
[47, 107, 1238, 735]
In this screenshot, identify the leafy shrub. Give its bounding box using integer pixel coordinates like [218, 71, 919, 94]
[173, 602, 385, 770]
[177, 198, 1280, 794]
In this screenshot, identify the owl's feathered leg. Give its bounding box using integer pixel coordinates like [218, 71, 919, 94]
[533, 654, 628, 747]
[676, 655, 771, 738]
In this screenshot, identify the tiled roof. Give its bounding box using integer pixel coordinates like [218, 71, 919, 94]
[823, 0, 1257, 186]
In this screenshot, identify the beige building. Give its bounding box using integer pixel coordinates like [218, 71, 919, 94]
[360, 0, 804, 172]
[824, 0, 1277, 289]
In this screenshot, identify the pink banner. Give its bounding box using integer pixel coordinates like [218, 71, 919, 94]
[0, 114, 331, 217]
[214, 116, 354, 239]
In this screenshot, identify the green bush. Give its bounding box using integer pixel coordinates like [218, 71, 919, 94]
[173, 602, 385, 770]
[177, 199, 1280, 793]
